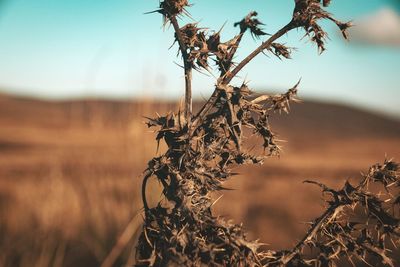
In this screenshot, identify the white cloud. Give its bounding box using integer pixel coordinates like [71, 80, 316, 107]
[349, 7, 400, 47]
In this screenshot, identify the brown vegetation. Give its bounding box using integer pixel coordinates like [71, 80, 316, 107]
[1, 1, 400, 265]
[0, 94, 399, 266]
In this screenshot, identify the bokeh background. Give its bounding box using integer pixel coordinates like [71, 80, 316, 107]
[0, 0, 399, 266]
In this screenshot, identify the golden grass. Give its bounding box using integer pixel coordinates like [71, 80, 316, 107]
[0, 97, 399, 266]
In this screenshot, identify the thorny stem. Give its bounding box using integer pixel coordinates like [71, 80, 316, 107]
[190, 88, 219, 134]
[170, 15, 192, 125]
[220, 32, 244, 77]
[191, 22, 296, 132]
[280, 206, 343, 264]
[141, 170, 152, 212]
[222, 22, 295, 84]
[281, 166, 397, 265]
[343, 233, 395, 266]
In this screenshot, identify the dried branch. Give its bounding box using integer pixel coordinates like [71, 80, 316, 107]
[272, 159, 400, 266]
[280, 206, 341, 265]
[222, 22, 295, 84]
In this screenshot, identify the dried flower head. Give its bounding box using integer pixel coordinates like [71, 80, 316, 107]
[234, 11, 268, 38]
[292, 0, 352, 53]
[159, 0, 189, 21]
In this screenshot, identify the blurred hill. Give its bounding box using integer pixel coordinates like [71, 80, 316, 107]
[1, 92, 399, 134]
[0, 93, 399, 266]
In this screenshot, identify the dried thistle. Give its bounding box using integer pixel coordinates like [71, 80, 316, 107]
[158, 0, 190, 23]
[234, 11, 269, 38]
[131, 1, 397, 267]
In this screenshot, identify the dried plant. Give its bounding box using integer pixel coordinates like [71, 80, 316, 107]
[133, 1, 399, 266]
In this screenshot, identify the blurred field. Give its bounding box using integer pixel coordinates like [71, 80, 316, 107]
[0, 93, 399, 266]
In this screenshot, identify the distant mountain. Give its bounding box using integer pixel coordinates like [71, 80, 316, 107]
[269, 101, 400, 139]
[0, 93, 399, 139]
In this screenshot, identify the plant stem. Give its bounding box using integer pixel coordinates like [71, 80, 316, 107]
[170, 16, 192, 125]
[191, 22, 295, 131]
[223, 22, 295, 84]
[142, 170, 152, 212]
[220, 32, 244, 77]
[280, 205, 343, 264]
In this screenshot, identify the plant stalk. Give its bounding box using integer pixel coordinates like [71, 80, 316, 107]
[223, 22, 295, 84]
[170, 16, 192, 125]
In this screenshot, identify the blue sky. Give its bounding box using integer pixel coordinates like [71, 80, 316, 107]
[0, 0, 399, 117]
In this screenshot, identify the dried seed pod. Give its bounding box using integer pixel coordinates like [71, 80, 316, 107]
[234, 11, 268, 38]
[159, 0, 189, 20]
[292, 0, 351, 53]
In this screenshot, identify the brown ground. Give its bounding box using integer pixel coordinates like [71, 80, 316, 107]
[0, 93, 399, 266]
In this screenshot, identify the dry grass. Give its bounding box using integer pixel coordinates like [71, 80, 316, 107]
[0, 95, 399, 266]
[0, 97, 172, 266]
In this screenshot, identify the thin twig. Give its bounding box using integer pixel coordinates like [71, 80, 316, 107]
[280, 206, 343, 264]
[101, 211, 142, 267]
